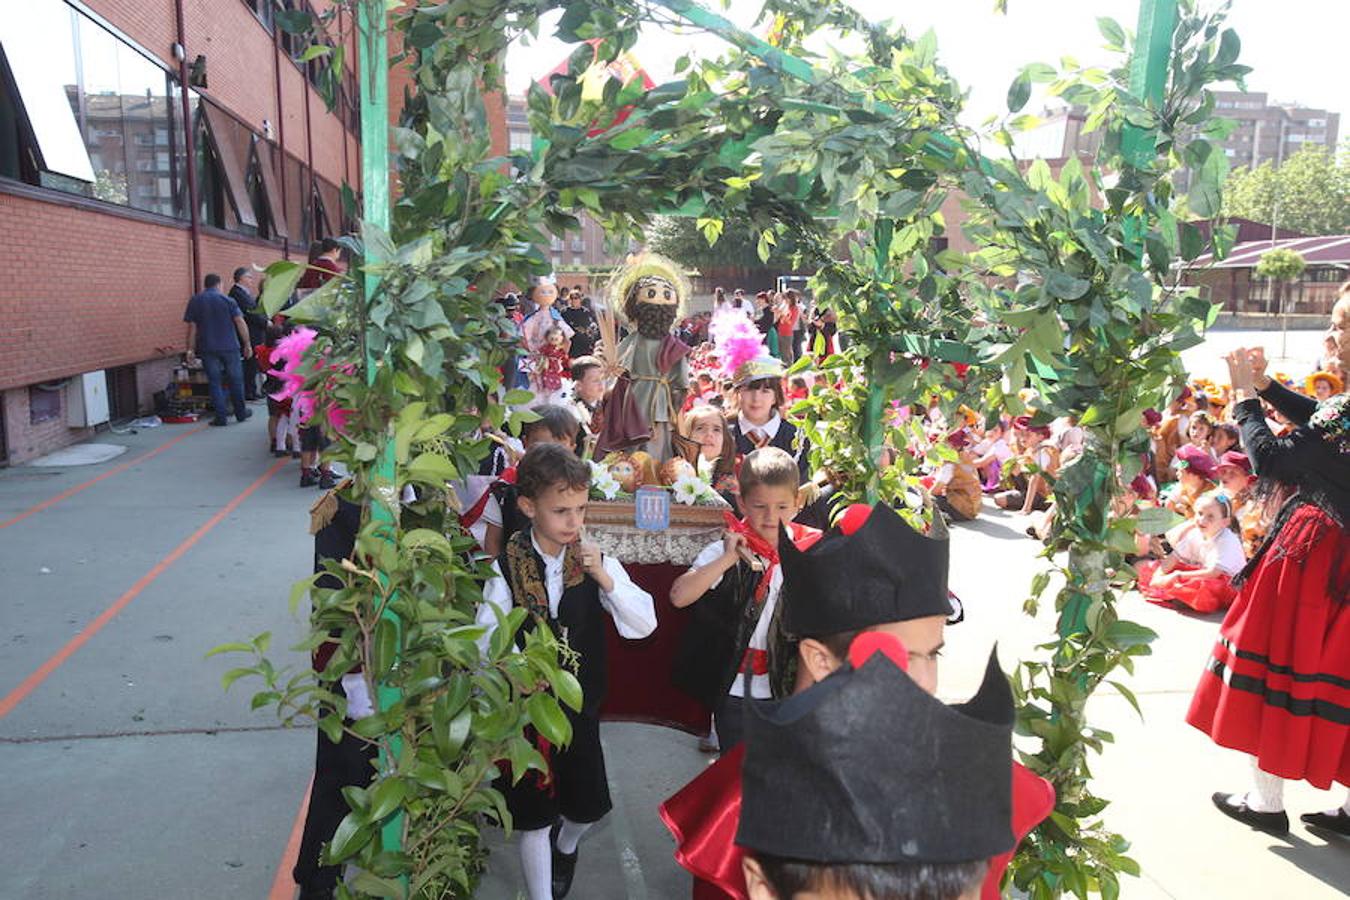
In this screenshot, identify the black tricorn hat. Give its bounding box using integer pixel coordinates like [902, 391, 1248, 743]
[780, 502, 951, 638]
[737, 638, 1015, 864]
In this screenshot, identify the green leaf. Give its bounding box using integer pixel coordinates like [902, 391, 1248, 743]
[1104, 620, 1159, 648]
[526, 693, 572, 747]
[1108, 680, 1144, 719]
[220, 667, 256, 691]
[1043, 270, 1090, 300]
[1097, 17, 1126, 48]
[608, 127, 651, 150]
[348, 871, 406, 899]
[1007, 73, 1032, 113]
[1135, 506, 1183, 535]
[323, 812, 373, 863]
[551, 668, 584, 713]
[371, 620, 398, 678]
[261, 261, 304, 316]
[406, 451, 459, 484]
[1178, 222, 1205, 262]
[205, 641, 255, 659]
[297, 44, 332, 63]
[367, 777, 408, 822]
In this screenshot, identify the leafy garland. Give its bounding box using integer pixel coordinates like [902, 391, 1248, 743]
[218, 2, 1248, 897]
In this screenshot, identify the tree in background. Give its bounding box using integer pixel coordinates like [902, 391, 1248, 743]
[1222, 142, 1350, 235]
[1255, 246, 1308, 314]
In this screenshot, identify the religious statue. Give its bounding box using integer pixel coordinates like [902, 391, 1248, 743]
[598, 254, 690, 462]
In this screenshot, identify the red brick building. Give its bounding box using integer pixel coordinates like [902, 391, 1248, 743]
[0, 0, 364, 462]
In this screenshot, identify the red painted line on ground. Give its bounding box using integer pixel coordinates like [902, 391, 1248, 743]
[268, 779, 312, 900]
[0, 425, 208, 531]
[0, 458, 287, 720]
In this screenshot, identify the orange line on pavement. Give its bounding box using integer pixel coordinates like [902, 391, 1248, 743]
[268, 779, 313, 900]
[0, 458, 287, 720]
[0, 425, 208, 531]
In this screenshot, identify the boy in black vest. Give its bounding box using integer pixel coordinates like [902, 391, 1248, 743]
[476, 443, 656, 900]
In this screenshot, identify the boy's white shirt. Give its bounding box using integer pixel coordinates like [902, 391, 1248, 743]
[477, 532, 656, 654]
[690, 538, 780, 700]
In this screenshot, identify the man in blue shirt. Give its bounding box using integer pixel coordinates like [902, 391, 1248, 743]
[183, 273, 254, 426]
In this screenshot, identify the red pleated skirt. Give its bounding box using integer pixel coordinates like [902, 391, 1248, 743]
[1137, 561, 1237, 613]
[1187, 503, 1350, 789]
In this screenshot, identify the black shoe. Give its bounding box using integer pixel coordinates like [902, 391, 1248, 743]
[550, 821, 579, 899]
[318, 470, 337, 490]
[300, 468, 319, 488]
[291, 450, 301, 459]
[237, 408, 254, 423]
[273, 449, 288, 457]
[1300, 809, 1350, 835]
[1211, 792, 1289, 834]
[210, 418, 229, 427]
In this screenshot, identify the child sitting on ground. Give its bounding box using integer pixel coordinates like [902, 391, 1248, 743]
[1163, 444, 1217, 519]
[1136, 492, 1245, 613]
[669, 447, 819, 753]
[477, 443, 656, 900]
[930, 429, 983, 523]
[1183, 411, 1218, 461]
[993, 417, 1059, 514]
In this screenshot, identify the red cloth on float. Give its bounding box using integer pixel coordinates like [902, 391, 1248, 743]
[601, 563, 710, 734]
[601, 521, 822, 734]
[1187, 503, 1350, 789]
[659, 749, 1055, 900]
[1136, 560, 1237, 613]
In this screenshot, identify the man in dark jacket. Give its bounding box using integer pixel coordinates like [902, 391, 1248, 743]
[184, 273, 253, 427]
[229, 266, 266, 400]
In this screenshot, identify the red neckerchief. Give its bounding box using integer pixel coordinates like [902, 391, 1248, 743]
[460, 466, 516, 531]
[720, 512, 821, 602]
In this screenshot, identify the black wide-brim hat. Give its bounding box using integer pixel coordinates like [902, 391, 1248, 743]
[737, 638, 1015, 865]
[780, 501, 951, 638]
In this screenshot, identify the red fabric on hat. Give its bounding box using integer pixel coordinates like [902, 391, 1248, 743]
[847, 631, 910, 672]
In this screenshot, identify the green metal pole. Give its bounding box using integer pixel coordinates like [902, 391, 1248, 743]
[1121, 0, 1178, 169]
[355, 0, 402, 859]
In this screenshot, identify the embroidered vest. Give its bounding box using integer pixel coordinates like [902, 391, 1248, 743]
[498, 537, 609, 716]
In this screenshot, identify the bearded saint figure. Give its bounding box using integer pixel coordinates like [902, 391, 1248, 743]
[605, 254, 690, 462]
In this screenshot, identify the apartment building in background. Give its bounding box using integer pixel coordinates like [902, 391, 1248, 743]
[1211, 90, 1340, 171]
[1012, 91, 1340, 192]
[0, 0, 365, 463]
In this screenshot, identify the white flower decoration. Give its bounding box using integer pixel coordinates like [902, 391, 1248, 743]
[671, 473, 712, 506]
[588, 460, 621, 500]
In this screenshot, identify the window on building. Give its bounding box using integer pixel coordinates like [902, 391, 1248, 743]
[314, 177, 342, 239]
[243, 0, 275, 32]
[0, 3, 184, 215]
[509, 130, 533, 152]
[29, 384, 61, 424]
[0, 4, 95, 189]
[1307, 118, 1326, 128]
[196, 101, 258, 233]
[254, 139, 288, 240]
[282, 153, 312, 247]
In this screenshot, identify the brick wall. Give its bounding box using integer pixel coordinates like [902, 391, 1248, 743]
[87, 0, 178, 70]
[1, 385, 94, 464]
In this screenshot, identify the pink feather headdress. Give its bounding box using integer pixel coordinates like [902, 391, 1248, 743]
[710, 308, 763, 380]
